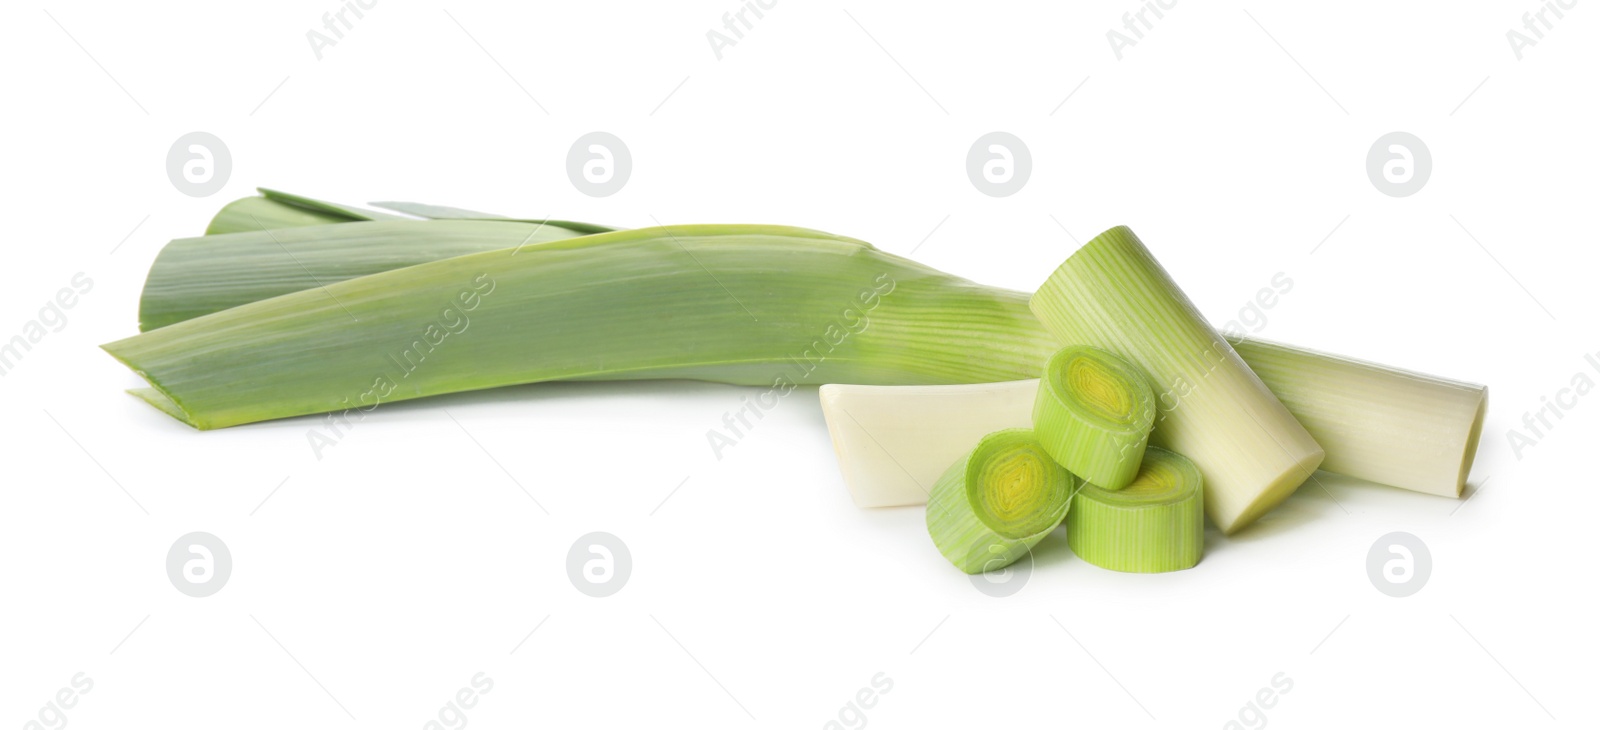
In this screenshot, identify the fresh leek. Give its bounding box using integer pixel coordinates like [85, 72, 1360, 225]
[925, 429, 1075, 574]
[105, 224, 1059, 430]
[1031, 226, 1324, 534]
[1232, 338, 1488, 497]
[1032, 345, 1155, 490]
[1066, 446, 1204, 573]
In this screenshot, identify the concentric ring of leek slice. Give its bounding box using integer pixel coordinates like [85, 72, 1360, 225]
[1067, 446, 1204, 573]
[926, 428, 1076, 574]
[1033, 345, 1155, 490]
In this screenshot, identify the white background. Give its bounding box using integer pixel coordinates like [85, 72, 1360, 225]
[2, 1, 1596, 728]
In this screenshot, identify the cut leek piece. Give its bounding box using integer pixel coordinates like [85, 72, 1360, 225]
[1032, 345, 1155, 490]
[138, 220, 589, 331]
[821, 381, 1038, 507]
[1232, 338, 1487, 497]
[926, 429, 1075, 574]
[105, 224, 1060, 430]
[1067, 446, 1203, 573]
[1031, 226, 1324, 534]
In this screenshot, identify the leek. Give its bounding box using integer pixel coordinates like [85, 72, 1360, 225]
[1031, 226, 1324, 534]
[1032, 345, 1155, 490]
[138, 220, 589, 331]
[925, 429, 1075, 574]
[105, 224, 1059, 430]
[1066, 446, 1203, 573]
[1231, 338, 1487, 498]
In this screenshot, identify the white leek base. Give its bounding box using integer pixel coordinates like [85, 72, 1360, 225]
[821, 365, 1485, 510]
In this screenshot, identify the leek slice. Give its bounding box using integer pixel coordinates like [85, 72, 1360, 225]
[1032, 345, 1155, 490]
[1066, 446, 1203, 573]
[1030, 226, 1324, 534]
[105, 224, 1059, 430]
[926, 429, 1075, 574]
[1232, 338, 1487, 497]
[138, 220, 589, 331]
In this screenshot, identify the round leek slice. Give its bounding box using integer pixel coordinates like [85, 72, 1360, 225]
[1032, 345, 1155, 489]
[1066, 446, 1204, 573]
[926, 429, 1076, 574]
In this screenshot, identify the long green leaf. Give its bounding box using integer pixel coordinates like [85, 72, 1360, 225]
[105, 224, 1056, 430]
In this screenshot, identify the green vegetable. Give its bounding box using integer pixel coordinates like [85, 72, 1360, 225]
[105, 224, 1058, 430]
[1066, 446, 1204, 573]
[139, 219, 589, 331]
[1032, 345, 1154, 489]
[1030, 226, 1324, 534]
[926, 429, 1075, 574]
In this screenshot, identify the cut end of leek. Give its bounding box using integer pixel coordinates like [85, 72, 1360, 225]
[1230, 337, 1489, 498]
[819, 381, 1040, 508]
[1067, 446, 1204, 573]
[926, 428, 1075, 574]
[1032, 345, 1155, 490]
